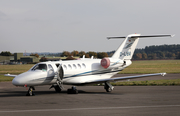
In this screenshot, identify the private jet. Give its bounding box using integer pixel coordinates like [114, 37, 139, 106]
[5, 34, 174, 96]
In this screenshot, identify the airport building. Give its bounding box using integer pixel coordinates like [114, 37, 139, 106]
[0, 53, 63, 64]
[20, 56, 39, 64]
[0, 53, 39, 64]
[0, 56, 14, 64]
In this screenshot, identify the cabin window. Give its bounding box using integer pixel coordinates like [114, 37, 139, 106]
[82, 63, 86, 68]
[73, 64, 77, 69]
[32, 64, 47, 71]
[77, 64, 81, 69]
[68, 64, 72, 69]
[48, 64, 54, 71]
[63, 65, 67, 70]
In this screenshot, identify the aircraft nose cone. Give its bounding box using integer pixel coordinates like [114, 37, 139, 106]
[12, 78, 17, 85]
[12, 78, 19, 86]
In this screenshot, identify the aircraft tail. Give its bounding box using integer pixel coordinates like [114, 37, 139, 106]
[108, 34, 174, 60]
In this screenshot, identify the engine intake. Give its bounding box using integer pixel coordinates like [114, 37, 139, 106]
[101, 58, 110, 68]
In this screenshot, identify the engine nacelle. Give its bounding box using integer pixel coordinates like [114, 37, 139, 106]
[101, 58, 124, 69]
[101, 58, 110, 68]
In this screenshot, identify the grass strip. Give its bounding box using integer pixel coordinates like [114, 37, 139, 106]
[119, 60, 180, 74]
[0, 64, 33, 74]
[0, 75, 14, 82]
[110, 79, 180, 86]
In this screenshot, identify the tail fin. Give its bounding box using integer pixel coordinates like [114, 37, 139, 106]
[108, 34, 174, 60]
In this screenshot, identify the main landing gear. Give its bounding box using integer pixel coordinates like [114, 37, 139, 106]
[104, 82, 114, 92]
[50, 85, 78, 94]
[49, 83, 62, 93]
[67, 86, 78, 94]
[26, 86, 35, 96]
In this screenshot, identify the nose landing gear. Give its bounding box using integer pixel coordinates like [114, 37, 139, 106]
[26, 86, 35, 96]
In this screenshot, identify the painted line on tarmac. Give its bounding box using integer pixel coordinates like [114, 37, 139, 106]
[1, 105, 180, 113]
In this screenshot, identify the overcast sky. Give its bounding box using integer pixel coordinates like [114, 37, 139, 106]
[0, 0, 179, 53]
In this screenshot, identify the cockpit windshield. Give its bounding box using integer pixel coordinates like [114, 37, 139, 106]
[31, 64, 47, 71]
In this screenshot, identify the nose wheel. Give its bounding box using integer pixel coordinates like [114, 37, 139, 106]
[26, 86, 35, 96]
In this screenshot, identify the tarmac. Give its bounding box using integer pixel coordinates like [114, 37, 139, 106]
[0, 74, 180, 116]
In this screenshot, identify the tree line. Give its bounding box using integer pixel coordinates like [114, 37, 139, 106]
[1, 44, 180, 60]
[0, 52, 40, 58]
[133, 44, 180, 60]
[61, 44, 180, 60]
[61, 51, 108, 59]
[0, 51, 12, 56]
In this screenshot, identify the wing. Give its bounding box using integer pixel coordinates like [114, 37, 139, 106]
[4, 74, 17, 77]
[81, 73, 166, 85]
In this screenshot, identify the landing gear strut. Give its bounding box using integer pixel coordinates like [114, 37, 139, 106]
[26, 86, 35, 96]
[51, 65, 64, 93]
[49, 84, 62, 93]
[67, 86, 78, 94]
[104, 82, 114, 92]
[54, 85, 62, 92]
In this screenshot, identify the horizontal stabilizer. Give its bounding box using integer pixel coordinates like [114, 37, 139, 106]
[107, 34, 174, 39]
[130, 35, 174, 38]
[107, 36, 126, 39]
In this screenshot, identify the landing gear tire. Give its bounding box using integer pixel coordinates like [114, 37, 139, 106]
[26, 86, 35, 96]
[105, 87, 112, 92]
[104, 82, 114, 92]
[54, 85, 61, 93]
[67, 86, 78, 94]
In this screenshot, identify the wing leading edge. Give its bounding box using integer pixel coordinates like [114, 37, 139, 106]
[82, 73, 166, 85]
[4, 74, 17, 77]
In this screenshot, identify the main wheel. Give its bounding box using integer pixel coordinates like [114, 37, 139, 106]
[54, 85, 61, 93]
[67, 88, 78, 94]
[105, 87, 112, 92]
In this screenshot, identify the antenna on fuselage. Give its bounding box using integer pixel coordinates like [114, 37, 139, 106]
[91, 56, 94, 59]
[82, 55, 85, 59]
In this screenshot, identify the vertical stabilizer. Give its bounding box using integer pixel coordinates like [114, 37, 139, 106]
[111, 34, 140, 60]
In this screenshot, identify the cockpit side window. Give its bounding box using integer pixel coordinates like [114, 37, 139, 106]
[32, 64, 47, 71]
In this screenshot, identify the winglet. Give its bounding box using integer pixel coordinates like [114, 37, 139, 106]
[161, 72, 166, 76]
[171, 35, 175, 37]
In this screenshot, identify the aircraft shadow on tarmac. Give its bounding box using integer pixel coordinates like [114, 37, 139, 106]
[0, 90, 121, 97]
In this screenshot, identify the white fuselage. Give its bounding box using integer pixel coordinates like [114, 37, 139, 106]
[12, 58, 132, 87]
